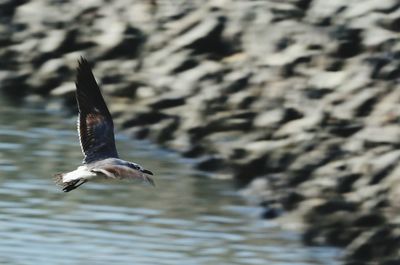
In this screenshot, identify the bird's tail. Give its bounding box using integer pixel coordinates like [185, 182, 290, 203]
[53, 173, 87, 192]
[53, 173, 64, 186]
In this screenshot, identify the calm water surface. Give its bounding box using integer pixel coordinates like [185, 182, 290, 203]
[0, 95, 341, 265]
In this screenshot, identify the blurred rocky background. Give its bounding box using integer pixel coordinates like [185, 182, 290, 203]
[1, 0, 399, 264]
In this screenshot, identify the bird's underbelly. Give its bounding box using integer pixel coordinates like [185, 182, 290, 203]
[63, 167, 97, 182]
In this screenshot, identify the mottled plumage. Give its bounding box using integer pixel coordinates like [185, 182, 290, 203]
[54, 57, 154, 192]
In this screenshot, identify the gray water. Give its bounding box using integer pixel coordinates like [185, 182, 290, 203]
[0, 95, 341, 265]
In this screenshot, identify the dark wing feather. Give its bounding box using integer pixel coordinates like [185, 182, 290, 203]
[75, 57, 118, 163]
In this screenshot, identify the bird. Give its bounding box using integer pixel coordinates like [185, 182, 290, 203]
[54, 57, 154, 192]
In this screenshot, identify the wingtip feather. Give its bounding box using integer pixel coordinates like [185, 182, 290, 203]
[78, 56, 88, 67]
[76, 57, 91, 79]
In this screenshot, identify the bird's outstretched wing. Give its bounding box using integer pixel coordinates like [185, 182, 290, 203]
[91, 165, 155, 186]
[75, 57, 118, 163]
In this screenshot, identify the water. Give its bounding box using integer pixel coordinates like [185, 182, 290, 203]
[0, 94, 341, 265]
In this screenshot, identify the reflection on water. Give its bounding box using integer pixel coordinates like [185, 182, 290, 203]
[0, 94, 341, 265]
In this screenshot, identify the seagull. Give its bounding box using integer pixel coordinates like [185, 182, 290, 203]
[54, 57, 154, 192]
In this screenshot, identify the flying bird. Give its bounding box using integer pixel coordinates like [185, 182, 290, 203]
[54, 57, 154, 192]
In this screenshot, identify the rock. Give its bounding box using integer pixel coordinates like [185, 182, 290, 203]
[196, 155, 228, 172]
[385, 165, 400, 207]
[163, 60, 223, 93]
[188, 111, 254, 139]
[0, 25, 13, 48]
[240, 177, 273, 198]
[261, 206, 283, 219]
[223, 70, 251, 93]
[172, 12, 227, 55]
[253, 109, 286, 128]
[95, 22, 145, 59]
[102, 83, 136, 98]
[282, 107, 304, 122]
[274, 112, 325, 137]
[145, 50, 198, 75]
[312, 198, 358, 215]
[150, 116, 180, 144]
[337, 174, 362, 193]
[306, 0, 348, 25]
[121, 111, 170, 128]
[182, 144, 206, 158]
[352, 0, 399, 14]
[303, 203, 360, 246]
[343, 262, 367, 265]
[50, 82, 75, 97]
[346, 227, 400, 262]
[26, 58, 70, 95]
[281, 191, 305, 210]
[308, 71, 348, 90]
[289, 139, 344, 173]
[355, 125, 400, 146]
[362, 27, 398, 48]
[0, 70, 30, 99]
[0, 0, 27, 18]
[324, 117, 363, 137]
[382, 260, 400, 265]
[352, 213, 385, 227]
[330, 27, 362, 58]
[376, 62, 400, 80]
[264, 42, 315, 67]
[37, 30, 67, 54]
[378, 10, 400, 32]
[332, 88, 382, 119]
[271, 3, 304, 22]
[368, 150, 400, 184]
[233, 155, 269, 186]
[149, 96, 186, 110]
